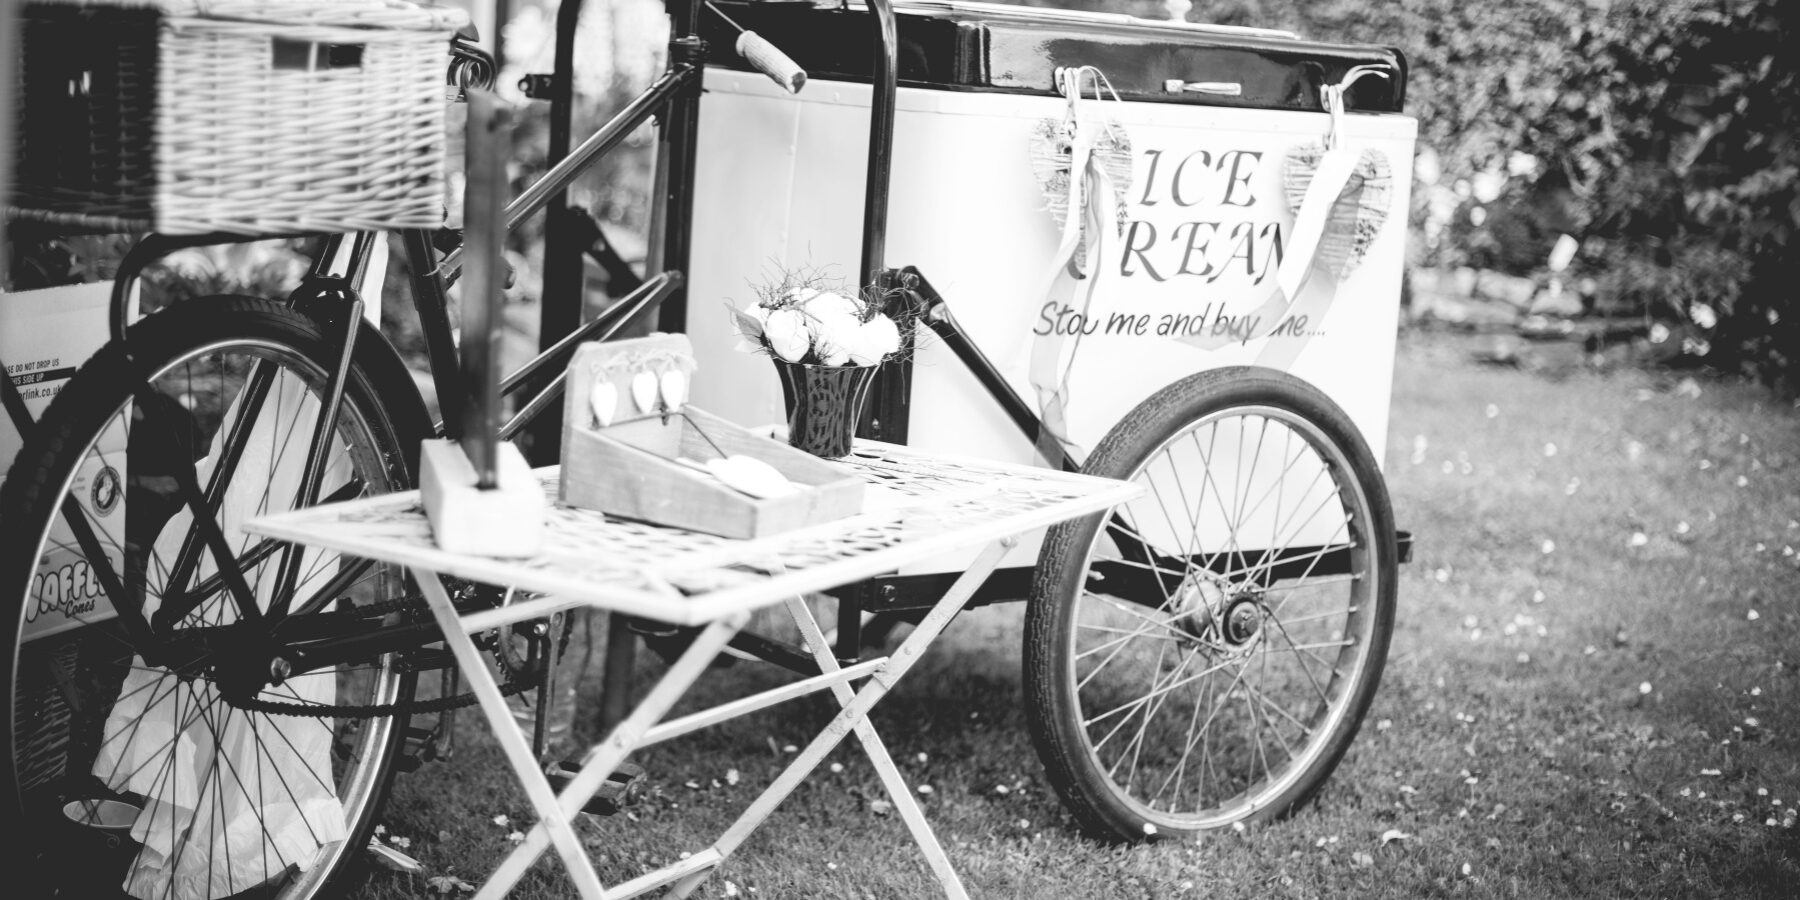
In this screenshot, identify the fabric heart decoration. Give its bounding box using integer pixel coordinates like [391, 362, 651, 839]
[1281, 142, 1392, 278]
[589, 378, 619, 428]
[659, 369, 688, 414]
[1027, 116, 1133, 268]
[630, 370, 659, 414]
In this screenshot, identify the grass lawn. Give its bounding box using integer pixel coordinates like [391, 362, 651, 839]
[350, 329, 1800, 898]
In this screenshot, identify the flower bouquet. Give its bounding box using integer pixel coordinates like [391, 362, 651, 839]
[729, 274, 904, 457]
[730, 280, 902, 367]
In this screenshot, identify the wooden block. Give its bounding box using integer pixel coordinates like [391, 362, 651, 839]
[421, 438, 546, 557]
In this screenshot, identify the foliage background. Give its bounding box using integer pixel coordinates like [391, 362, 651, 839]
[1188, 0, 1793, 392]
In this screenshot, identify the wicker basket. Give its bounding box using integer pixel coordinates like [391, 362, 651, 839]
[10, 0, 469, 236]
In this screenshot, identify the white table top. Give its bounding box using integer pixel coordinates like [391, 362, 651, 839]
[246, 440, 1139, 626]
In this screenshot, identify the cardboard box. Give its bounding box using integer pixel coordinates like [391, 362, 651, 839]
[2, 282, 128, 468]
[3, 282, 133, 641]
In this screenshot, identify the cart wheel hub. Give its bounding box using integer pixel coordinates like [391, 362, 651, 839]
[1172, 573, 1230, 642]
[1221, 599, 1263, 646]
[1172, 571, 1265, 652]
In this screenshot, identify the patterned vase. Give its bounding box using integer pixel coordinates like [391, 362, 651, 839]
[774, 361, 880, 458]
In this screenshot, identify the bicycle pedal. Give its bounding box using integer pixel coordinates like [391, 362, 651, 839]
[545, 761, 646, 817]
[397, 726, 442, 773]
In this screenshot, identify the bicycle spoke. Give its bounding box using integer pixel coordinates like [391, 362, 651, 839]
[1074, 596, 1191, 692]
[1085, 653, 1231, 734]
[248, 712, 326, 850]
[1119, 650, 1195, 796]
[1156, 668, 1214, 809]
[1264, 614, 1339, 707]
[166, 359, 279, 604]
[1273, 604, 1360, 628]
[1156, 653, 1255, 803]
[1240, 673, 1317, 739]
[1074, 620, 1184, 660]
[1241, 648, 1273, 784]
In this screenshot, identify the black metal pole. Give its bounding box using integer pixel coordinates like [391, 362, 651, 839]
[530, 0, 588, 465]
[854, 0, 910, 445]
[858, 0, 898, 291]
[835, 0, 905, 663]
[598, 0, 706, 734]
[405, 228, 469, 438]
[493, 0, 510, 72]
[652, 0, 705, 334]
[0, 0, 14, 292]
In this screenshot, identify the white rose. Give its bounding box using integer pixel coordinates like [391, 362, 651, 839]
[851, 315, 900, 364]
[814, 330, 853, 365]
[803, 306, 858, 365]
[799, 290, 861, 320]
[763, 308, 811, 362]
[815, 339, 851, 366]
[843, 333, 881, 366]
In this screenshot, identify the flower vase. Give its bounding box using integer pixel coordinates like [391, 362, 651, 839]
[774, 360, 880, 458]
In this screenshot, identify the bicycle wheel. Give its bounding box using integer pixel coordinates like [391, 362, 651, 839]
[2, 297, 428, 899]
[1024, 366, 1397, 841]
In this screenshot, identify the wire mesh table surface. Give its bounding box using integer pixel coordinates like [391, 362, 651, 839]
[246, 438, 1141, 626]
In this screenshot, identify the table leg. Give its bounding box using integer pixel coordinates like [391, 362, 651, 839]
[483, 604, 747, 897]
[671, 539, 1011, 899]
[414, 572, 610, 899]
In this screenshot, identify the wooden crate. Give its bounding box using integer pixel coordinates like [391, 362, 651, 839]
[560, 335, 863, 539]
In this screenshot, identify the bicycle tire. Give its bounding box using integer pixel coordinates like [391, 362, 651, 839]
[1023, 366, 1397, 841]
[2, 297, 428, 898]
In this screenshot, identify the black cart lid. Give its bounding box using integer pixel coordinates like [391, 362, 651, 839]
[700, 0, 1406, 114]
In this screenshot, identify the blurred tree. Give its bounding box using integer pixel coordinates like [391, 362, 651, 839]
[1517, 0, 1798, 390]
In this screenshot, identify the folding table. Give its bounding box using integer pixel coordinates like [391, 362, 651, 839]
[247, 439, 1138, 899]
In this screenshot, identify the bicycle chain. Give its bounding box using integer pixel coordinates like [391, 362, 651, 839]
[226, 594, 549, 719]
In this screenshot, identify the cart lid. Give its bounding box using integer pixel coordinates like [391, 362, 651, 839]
[701, 0, 1406, 114]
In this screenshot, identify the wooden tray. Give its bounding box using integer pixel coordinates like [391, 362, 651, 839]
[560, 335, 863, 539]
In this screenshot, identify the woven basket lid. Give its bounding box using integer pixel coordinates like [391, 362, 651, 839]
[55, 0, 470, 31]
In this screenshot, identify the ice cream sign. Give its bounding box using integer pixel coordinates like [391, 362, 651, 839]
[1032, 141, 1393, 342]
[1026, 66, 1396, 458]
[1115, 146, 1284, 286]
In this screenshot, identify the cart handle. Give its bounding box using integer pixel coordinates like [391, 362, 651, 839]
[706, 1, 808, 94]
[737, 31, 807, 93]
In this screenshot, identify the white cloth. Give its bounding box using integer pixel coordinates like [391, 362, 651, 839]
[93, 371, 350, 899]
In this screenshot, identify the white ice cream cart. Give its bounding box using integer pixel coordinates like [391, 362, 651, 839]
[683, 0, 1414, 842]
